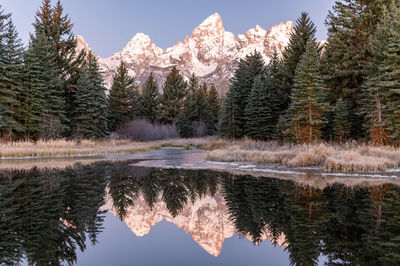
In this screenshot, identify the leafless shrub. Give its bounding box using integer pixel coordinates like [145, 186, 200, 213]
[115, 119, 179, 141]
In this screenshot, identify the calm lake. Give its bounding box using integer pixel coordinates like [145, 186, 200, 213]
[1, 157, 400, 265]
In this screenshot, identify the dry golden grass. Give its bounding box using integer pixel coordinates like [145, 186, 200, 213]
[206, 139, 400, 172]
[0, 138, 213, 159]
[3, 137, 400, 172]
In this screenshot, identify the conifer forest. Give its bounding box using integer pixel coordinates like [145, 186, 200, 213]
[1, 0, 400, 145]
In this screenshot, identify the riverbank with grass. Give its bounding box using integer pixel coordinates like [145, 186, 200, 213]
[207, 139, 400, 172]
[2, 138, 400, 173]
[0, 138, 212, 159]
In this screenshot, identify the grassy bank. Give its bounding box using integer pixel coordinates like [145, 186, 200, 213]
[206, 139, 400, 172]
[0, 138, 212, 159]
[2, 138, 400, 172]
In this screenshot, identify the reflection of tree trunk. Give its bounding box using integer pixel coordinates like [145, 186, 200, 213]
[369, 185, 388, 232]
[376, 204, 382, 231]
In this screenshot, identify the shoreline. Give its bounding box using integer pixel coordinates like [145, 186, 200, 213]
[2, 138, 400, 173]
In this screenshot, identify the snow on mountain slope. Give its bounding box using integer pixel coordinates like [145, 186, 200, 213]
[77, 13, 296, 94]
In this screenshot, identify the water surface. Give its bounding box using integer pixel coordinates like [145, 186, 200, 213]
[1, 157, 400, 265]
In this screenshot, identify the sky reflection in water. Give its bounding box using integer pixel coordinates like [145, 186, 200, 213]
[1, 160, 399, 265]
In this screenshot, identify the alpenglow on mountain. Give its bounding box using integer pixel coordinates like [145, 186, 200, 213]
[76, 13, 295, 94]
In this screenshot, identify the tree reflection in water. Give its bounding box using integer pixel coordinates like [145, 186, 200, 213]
[1, 161, 400, 265]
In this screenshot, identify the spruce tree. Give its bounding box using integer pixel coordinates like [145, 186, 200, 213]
[176, 74, 201, 137]
[86, 53, 108, 137]
[266, 52, 285, 138]
[286, 42, 329, 143]
[280, 12, 318, 111]
[72, 55, 107, 139]
[185, 74, 201, 122]
[108, 62, 140, 131]
[23, 33, 64, 140]
[207, 85, 220, 135]
[245, 77, 274, 140]
[22, 34, 60, 140]
[0, 9, 23, 139]
[158, 67, 187, 124]
[197, 82, 210, 123]
[220, 51, 265, 138]
[322, 0, 391, 138]
[363, 3, 400, 145]
[333, 98, 351, 143]
[33, 0, 86, 136]
[141, 73, 160, 123]
[176, 110, 192, 138]
[219, 88, 235, 138]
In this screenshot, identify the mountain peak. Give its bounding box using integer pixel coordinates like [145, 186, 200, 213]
[120, 33, 163, 57]
[192, 13, 224, 36]
[75, 35, 92, 54]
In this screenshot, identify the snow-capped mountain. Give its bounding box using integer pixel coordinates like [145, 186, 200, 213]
[101, 187, 286, 257]
[77, 13, 295, 94]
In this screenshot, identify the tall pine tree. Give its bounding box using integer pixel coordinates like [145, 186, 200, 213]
[280, 12, 318, 111]
[245, 77, 274, 140]
[108, 62, 140, 131]
[220, 51, 265, 138]
[141, 73, 160, 123]
[285, 42, 329, 143]
[363, 3, 400, 145]
[333, 97, 351, 143]
[71, 54, 107, 139]
[158, 67, 187, 125]
[21, 33, 61, 140]
[207, 85, 220, 135]
[322, 0, 391, 138]
[0, 8, 23, 139]
[33, 0, 86, 136]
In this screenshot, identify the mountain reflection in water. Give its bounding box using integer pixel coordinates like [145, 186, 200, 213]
[1, 160, 400, 265]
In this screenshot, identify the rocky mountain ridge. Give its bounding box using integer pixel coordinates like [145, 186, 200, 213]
[77, 13, 295, 94]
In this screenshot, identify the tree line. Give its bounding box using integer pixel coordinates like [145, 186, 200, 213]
[0, 0, 220, 141]
[3, 0, 400, 144]
[220, 0, 400, 145]
[108, 63, 220, 138]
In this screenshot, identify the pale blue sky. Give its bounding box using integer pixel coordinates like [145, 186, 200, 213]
[2, 0, 336, 58]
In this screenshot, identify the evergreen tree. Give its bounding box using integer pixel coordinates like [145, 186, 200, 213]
[72, 55, 107, 139]
[267, 52, 285, 115]
[158, 67, 187, 124]
[280, 12, 318, 111]
[108, 62, 140, 131]
[333, 98, 351, 143]
[186, 74, 201, 122]
[285, 42, 329, 143]
[176, 74, 199, 137]
[141, 73, 160, 123]
[322, 0, 391, 138]
[197, 82, 210, 123]
[21, 34, 52, 140]
[245, 77, 274, 140]
[363, 3, 400, 145]
[220, 51, 265, 138]
[219, 88, 235, 138]
[176, 110, 192, 138]
[207, 85, 220, 135]
[0, 8, 23, 139]
[86, 53, 108, 137]
[21, 33, 64, 140]
[266, 53, 285, 139]
[33, 0, 86, 136]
